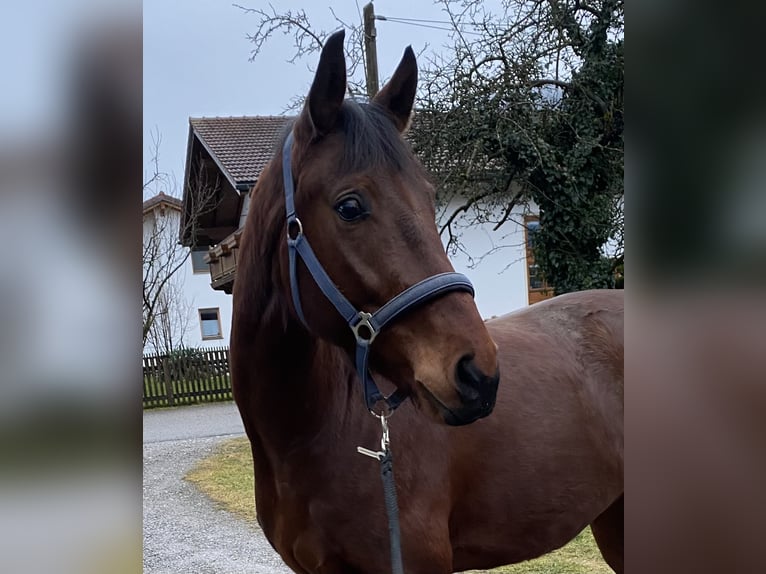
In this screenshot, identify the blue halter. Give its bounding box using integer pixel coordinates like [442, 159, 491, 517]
[282, 131, 475, 413]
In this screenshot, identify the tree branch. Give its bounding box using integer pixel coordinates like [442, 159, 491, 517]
[438, 188, 496, 238]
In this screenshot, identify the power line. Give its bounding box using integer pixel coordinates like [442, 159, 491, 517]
[377, 15, 482, 27]
[377, 16, 483, 35]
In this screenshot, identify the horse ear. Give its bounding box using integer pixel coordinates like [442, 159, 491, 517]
[373, 46, 417, 133]
[300, 29, 347, 138]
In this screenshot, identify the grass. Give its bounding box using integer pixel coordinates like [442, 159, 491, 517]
[185, 437, 610, 573]
[185, 437, 257, 524]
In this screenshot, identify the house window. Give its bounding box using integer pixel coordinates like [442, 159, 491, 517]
[191, 249, 209, 274]
[199, 308, 223, 340]
[526, 219, 540, 249]
[524, 216, 553, 304]
[528, 264, 545, 290]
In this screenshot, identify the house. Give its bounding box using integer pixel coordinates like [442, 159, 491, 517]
[143, 191, 234, 354]
[181, 116, 551, 321]
[180, 116, 292, 295]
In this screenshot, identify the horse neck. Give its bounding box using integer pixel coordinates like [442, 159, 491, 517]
[244, 318, 356, 448]
[233, 176, 361, 454]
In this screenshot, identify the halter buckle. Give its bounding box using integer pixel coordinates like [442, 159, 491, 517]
[351, 311, 378, 344]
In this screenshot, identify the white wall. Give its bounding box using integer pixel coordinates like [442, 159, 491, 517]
[143, 205, 233, 354]
[179, 255, 233, 350]
[438, 199, 535, 319]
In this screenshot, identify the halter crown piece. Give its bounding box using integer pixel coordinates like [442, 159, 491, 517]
[282, 131, 476, 413]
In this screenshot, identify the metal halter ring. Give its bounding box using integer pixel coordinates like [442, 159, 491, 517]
[287, 217, 303, 241]
[351, 311, 378, 344]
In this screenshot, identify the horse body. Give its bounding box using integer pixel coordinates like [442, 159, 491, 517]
[232, 284, 623, 573]
[230, 30, 623, 574]
[447, 290, 623, 570]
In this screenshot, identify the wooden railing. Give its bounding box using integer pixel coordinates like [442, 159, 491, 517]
[204, 230, 241, 294]
[143, 346, 232, 408]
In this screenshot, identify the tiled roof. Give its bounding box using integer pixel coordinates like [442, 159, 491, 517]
[143, 191, 182, 214]
[189, 116, 294, 185]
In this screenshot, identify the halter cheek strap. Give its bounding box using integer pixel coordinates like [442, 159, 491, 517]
[282, 130, 475, 413]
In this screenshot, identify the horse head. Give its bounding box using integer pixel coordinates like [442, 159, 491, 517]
[281, 30, 499, 425]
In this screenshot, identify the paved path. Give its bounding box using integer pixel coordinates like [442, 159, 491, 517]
[143, 402, 292, 574]
[143, 401, 247, 444]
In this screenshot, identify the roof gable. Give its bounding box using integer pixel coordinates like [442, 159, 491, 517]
[143, 191, 182, 215]
[188, 116, 294, 187]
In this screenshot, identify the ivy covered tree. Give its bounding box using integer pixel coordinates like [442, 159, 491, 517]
[413, 0, 624, 294]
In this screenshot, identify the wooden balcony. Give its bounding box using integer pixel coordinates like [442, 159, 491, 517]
[204, 229, 242, 294]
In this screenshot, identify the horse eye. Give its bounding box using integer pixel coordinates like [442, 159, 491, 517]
[334, 196, 366, 222]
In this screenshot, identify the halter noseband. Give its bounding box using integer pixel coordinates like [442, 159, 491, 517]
[282, 131, 475, 413]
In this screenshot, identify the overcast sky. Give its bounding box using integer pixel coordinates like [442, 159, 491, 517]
[143, 0, 485, 194]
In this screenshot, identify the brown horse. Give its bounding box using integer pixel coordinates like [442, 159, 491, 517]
[231, 30, 623, 574]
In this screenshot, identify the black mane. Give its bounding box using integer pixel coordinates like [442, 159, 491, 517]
[338, 100, 412, 172]
[274, 99, 413, 173]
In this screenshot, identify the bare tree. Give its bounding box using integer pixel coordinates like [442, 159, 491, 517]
[145, 271, 194, 355]
[235, 2, 369, 110]
[142, 129, 219, 350]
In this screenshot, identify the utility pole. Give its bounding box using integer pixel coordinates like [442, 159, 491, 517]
[363, 2, 379, 98]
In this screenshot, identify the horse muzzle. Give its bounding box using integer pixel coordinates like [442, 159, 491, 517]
[419, 356, 500, 426]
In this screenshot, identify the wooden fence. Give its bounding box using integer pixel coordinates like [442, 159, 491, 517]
[143, 346, 232, 408]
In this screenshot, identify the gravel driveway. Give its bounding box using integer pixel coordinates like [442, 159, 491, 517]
[143, 402, 292, 574]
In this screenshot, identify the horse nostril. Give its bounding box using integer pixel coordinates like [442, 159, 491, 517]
[454, 353, 500, 415]
[456, 354, 483, 390]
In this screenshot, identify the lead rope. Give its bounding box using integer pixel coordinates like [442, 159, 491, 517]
[357, 414, 404, 574]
